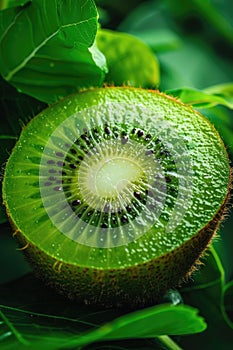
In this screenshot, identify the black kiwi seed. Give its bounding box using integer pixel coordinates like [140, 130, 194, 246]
[160, 150, 171, 157]
[165, 176, 172, 183]
[47, 160, 55, 165]
[145, 134, 151, 141]
[104, 203, 111, 213]
[154, 138, 161, 145]
[137, 130, 144, 137]
[81, 134, 89, 142]
[134, 191, 141, 200]
[145, 149, 154, 156]
[121, 135, 128, 144]
[57, 161, 64, 167]
[54, 186, 62, 192]
[121, 214, 129, 224]
[69, 164, 77, 169]
[49, 176, 56, 181]
[104, 125, 111, 135]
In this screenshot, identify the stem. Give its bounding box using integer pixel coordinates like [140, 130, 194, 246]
[157, 335, 183, 350]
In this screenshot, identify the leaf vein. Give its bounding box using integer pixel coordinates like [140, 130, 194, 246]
[0, 8, 23, 42]
[5, 16, 97, 81]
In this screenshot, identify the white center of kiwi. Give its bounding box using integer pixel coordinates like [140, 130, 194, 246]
[90, 157, 142, 198]
[78, 139, 154, 211]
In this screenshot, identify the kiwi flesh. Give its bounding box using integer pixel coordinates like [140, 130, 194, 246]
[3, 87, 231, 308]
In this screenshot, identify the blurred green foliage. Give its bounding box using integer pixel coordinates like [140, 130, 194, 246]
[0, 0, 233, 349]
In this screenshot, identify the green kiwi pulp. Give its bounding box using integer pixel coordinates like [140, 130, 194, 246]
[3, 87, 231, 308]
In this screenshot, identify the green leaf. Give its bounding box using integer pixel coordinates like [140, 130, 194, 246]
[204, 83, 233, 108]
[0, 0, 29, 10]
[96, 29, 159, 88]
[0, 305, 89, 350]
[0, 0, 107, 103]
[166, 87, 233, 109]
[69, 304, 206, 348]
[0, 302, 205, 349]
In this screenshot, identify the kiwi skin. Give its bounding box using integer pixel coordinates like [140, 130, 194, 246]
[13, 176, 231, 309]
[3, 86, 231, 309]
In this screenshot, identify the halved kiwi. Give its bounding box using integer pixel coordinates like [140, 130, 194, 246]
[3, 87, 231, 308]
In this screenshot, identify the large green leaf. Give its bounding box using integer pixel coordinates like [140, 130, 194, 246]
[0, 301, 205, 349]
[96, 29, 159, 88]
[0, 0, 107, 103]
[68, 304, 206, 348]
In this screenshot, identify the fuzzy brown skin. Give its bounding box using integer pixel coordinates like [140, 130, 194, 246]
[14, 180, 231, 309]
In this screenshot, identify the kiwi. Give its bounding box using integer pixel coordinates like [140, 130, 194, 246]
[96, 29, 160, 88]
[3, 87, 231, 308]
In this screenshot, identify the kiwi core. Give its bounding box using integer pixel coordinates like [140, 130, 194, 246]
[88, 157, 141, 197]
[78, 139, 152, 212]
